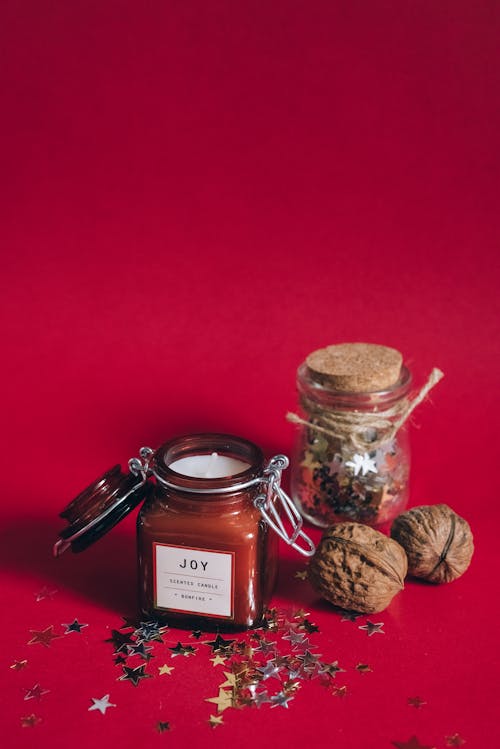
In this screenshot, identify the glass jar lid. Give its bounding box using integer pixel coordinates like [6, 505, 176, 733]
[53, 464, 152, 557]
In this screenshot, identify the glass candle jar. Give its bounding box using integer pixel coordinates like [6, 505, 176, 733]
[290, 361, 413, 528]
[137, 434, 279, 630]
[54, 433, 315, 631]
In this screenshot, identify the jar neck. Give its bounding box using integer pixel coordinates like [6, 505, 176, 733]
[297, 363, 412, 413]
[156, 486, 257, 513]
[152, 433, 265, 496]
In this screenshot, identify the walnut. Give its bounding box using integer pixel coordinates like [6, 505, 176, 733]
[308, 522, 408, 614]
[390, 504, 473, 584]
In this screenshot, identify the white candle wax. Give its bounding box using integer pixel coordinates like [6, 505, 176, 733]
[168, 452, 251, 478]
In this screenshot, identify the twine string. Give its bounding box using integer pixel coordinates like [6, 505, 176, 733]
[286, 368, 444, 452]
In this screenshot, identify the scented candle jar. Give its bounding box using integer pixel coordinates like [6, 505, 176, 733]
[137, 434, 278, 629]
[54, 433, 315, 631]
[289, 344, 413, 528]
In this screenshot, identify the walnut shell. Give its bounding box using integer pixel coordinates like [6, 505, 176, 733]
[390, 504, 473, 583]
[308, 522, 408, 614]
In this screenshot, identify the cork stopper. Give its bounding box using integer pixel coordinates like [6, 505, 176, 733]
[305, 343, 403, 392]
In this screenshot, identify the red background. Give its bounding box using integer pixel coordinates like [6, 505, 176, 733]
[1, 2, 499, 748]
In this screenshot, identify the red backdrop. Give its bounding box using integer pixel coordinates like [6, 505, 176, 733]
[1, 2, 498, 748]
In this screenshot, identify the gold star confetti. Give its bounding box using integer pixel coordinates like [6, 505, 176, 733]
[205, 688, 234, 713]
[158, 663, 174, 676]
[208, 714, 224, 728]
[230, 661, 255, 684]
[28, 626, 62, 648]
[235, 694, 254, 709]
[93, 606, 360, 725]
[265, 606, 279, 619]
[261, 611, 280, 631]
[355, 663, 372, 673]
[294, 570, 308, 580]
[293, 608, 310, 619]
[241, 643, 254, 658]
[262, 607, 279, 622]
[210, 654, 227, 667]
[21, 714, 41, 728]
[10, 659, 28, 671]
[237, 673, 262, 692]
[219, 671, 237, 688]
[282, 680, 301, 694]
[446, 735, 465, 747]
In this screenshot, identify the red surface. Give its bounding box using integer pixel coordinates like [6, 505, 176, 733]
[0, 2, 499, 747]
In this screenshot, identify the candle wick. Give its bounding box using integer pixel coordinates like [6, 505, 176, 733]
[204, 452, 219, 477]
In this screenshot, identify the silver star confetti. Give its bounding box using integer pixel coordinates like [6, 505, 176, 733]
[270, 691, 294, 708]
[24, 684, 49, 701]
[282, 629, 309, 648]
[345, 452, 377, 476]
[359, 621, 385, 636]
[62, 619, 88, 634]
[248, 684, 270, 707]
[257, 660, 282, 681]
[118, 665, 152, 686]
[296, 649, 321, 666]
[127, 642, 154, 661]
[88, 694, 116, 715]
[134, 620, 167, 644]
[34, 586, 57, 602]
[253, 638, 276, 655]
[318, 661, 345, 678]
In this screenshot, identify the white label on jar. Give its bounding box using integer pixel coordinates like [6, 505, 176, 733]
[153, 543, 234, 618]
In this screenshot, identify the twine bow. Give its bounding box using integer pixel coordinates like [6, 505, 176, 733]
[286, 368, 444, 452]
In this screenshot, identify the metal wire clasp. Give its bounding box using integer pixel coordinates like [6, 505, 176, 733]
[128, 446, 155, 480]
[254, 455, 316, 557]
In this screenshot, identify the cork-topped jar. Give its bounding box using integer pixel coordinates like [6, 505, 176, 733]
[290, 343, 412, 528]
